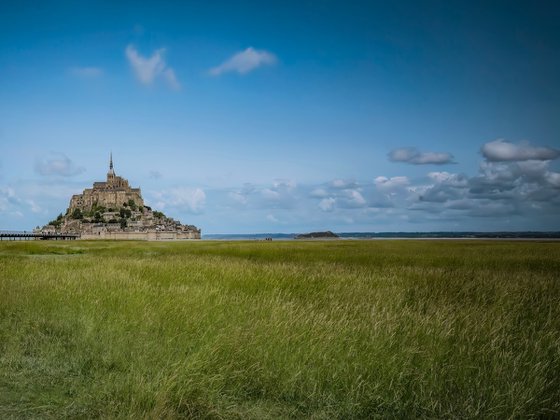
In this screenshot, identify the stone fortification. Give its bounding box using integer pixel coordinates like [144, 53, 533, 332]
[37, 155, 201, 240]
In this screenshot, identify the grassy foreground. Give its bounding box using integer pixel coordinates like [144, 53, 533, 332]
[0, 240, 559, 418]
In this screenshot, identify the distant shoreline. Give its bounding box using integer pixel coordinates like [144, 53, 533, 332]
[203, 232, 560, 241]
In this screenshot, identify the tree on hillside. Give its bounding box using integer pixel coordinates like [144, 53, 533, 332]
[71, 208, 83, 220]
[120, 208, 132, 219]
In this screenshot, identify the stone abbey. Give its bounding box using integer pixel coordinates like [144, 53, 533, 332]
[38, 155, 201, 240]
[69, 154, 144, 212]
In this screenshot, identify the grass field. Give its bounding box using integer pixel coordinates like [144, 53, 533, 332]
[0, 240, 559, 418]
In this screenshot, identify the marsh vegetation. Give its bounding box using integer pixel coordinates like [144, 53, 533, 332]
[1, 240, 559, 418]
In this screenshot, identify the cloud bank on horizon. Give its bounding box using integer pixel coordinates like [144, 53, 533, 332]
[1, 1, 559, 232]
[2, 139, 559, 233]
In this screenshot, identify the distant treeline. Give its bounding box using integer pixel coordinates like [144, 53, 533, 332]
[340, 231, 560, 239]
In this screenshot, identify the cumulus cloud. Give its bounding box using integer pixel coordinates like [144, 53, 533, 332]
[344, 190, 367, 207]
[35, 153, 85, 177]
[374, 176, 410, 190]
[259, 179, 298, 208]
[318, 197, 336, 212]
[152, 187, 206, 213]
[545, 172, 560, 188]
[389, 148, 455, 165]
[481, 139, 560, 162]
[427, 172, 468, 187]
[125, 45, 181, 90]
[225, 181, 298, 210]
[418, 172, 469, 203]
[307, 178, 408, 212]
[330, 179, 358, 189]
[209, 47, 277, 76]
[69, 66, 104, 78]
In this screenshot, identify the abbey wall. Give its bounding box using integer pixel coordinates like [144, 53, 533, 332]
[69, 188, 143, 212]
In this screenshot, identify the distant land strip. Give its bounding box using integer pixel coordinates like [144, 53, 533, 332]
[203, 231, 560, 240]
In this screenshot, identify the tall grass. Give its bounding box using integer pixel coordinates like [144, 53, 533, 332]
[0, 240, 559, 418]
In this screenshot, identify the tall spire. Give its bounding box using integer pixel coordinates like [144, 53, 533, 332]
[108, 152, 115, 176]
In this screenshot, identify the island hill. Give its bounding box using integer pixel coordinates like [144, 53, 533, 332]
[37, 155, 201, 240]
[295, 231, 339, 239]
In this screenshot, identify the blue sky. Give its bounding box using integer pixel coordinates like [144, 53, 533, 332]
[1, 0, 559, 233]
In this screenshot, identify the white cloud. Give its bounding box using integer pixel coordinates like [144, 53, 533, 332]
[310, 188, 328, 198]
[266, 214, 279, 223]
[209, 47, 277, 76]
[545, 171, 560, 188]
[35, 153, 85, 177]
[389, 148, 455, 165]
[69, 67, 104, 78]
[427, 172, 468, 187]
[125, 45, 181, 90]
[346, 190, 367, 206]
[272, 179, 296, 190]
[259, 179, 298, 208]
[163, 68, 181, 90]
[330, 179, 358, 189]
[318, 197, 336, 212]
[152, 187, 206, 213]
[375, 176, 410, 190]
[481, 139, 560, 162]
[229, 191, 248, 205]
[26, 199, 42, 214]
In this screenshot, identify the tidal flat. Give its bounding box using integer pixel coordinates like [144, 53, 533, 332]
[1, 240, 559, 418]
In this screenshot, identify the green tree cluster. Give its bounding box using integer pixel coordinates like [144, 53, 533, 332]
[71, 208, 83, 220]
[48, 213, 64, 227]
[120, 207, 132, 219]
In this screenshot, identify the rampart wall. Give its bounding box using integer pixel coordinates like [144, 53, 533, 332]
[80, 231, 199, 240]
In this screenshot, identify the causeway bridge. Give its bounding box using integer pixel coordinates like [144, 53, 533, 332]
[0, 231, 79, 241]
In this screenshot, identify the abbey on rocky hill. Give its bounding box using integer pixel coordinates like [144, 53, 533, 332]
[38, 154, 201, 240]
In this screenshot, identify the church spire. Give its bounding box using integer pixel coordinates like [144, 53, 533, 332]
[108, 152, 115, 177]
